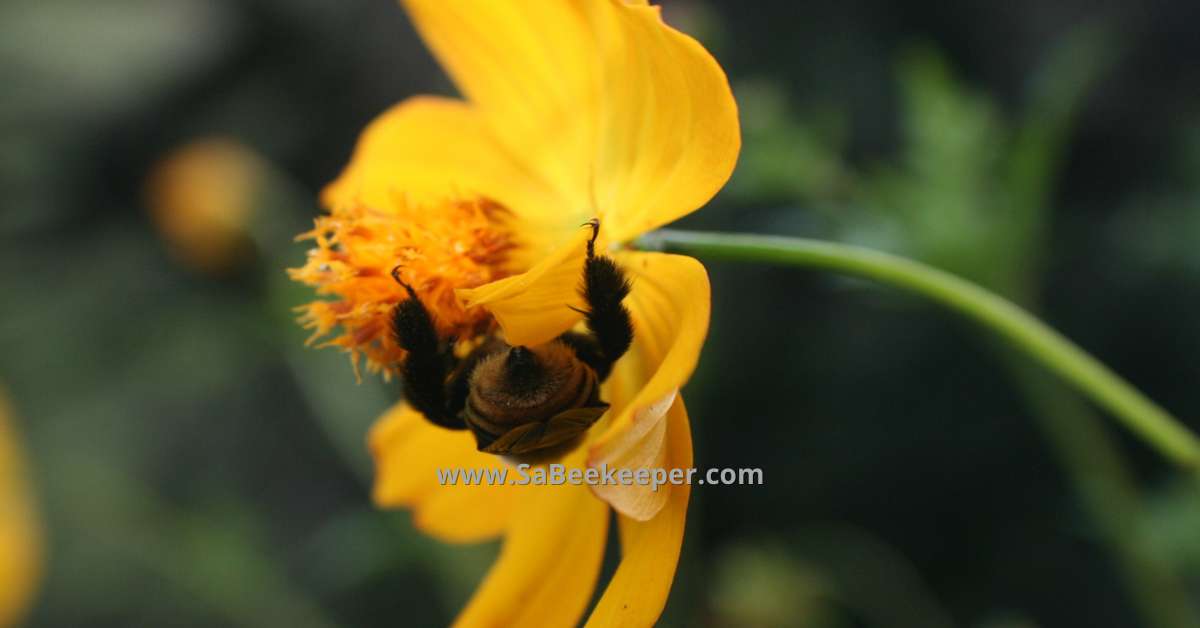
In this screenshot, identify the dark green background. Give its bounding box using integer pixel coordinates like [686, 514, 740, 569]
[3, 0, 1200, 626]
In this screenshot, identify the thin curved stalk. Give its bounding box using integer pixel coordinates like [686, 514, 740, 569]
[635, 230, 1200, 473]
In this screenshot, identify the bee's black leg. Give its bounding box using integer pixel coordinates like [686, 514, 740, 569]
[569, 219, 633, 382]
[391, 268, 466, 430]
[557, 331, 604, 376]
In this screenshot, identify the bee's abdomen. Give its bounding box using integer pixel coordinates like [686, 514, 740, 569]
[464, 342, 601, 439]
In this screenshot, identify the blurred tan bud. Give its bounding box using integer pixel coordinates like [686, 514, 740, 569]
[0, 387, 42, 628]
[144, 138, 266, 274]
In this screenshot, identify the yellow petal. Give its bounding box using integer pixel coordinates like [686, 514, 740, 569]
[399, 0, 740, 242]
[584, 395, 693, 628]
[583, 1, 741, 242]
[369, 402, 518, 543]
[320, 96, 572, 266]
[453, 447, 609, 628]
[456, 223, 611, 348]
[0, 390, 41, 628]
[399, 0, 600, 221]
[588, 251, 710, 520]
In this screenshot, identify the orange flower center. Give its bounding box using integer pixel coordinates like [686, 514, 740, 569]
[289, 194, 515, 377]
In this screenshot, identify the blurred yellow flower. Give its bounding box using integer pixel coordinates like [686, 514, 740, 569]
[145, 138, 266, 274]
[0, 388, 42, 627]
[291, 0, 739, 626]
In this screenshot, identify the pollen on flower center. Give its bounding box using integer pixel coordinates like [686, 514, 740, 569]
[289, 194, 514, 377]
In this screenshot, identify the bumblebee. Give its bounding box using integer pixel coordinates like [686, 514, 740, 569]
[390, 219, 633, 457]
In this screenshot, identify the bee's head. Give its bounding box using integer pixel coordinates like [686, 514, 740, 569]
[501, 345, 543, 389]
[473, 343, 575, 404]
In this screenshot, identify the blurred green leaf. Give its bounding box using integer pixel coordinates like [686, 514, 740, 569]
[0, 0, 240, 124]
[728, 78, 852, 203]
[710, 541, 838, 628]
[860, 41, 1009, 289]
[46, 449, 343, 628]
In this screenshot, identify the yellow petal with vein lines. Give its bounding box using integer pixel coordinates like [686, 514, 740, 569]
[588, 251, 710, 520]
[398, 0, 740, 243]
[457, 224, 607, 348]
[453, 446, 609, 628]
[369, 402, 518, 543]
[582, 0, 740, 242]
[0, 389, 41, 628]
[320, 96, 572, 267]
[585, 395, 692, 628]
[399, 0, 599, 222]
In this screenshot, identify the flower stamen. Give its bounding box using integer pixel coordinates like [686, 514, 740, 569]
[289, 194, 515, 377]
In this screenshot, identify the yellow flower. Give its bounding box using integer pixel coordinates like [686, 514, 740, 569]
[0, 388, 43, 628]
[291, 0, 738, 625]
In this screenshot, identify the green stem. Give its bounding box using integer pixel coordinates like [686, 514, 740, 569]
[636, 230, 1200, 473]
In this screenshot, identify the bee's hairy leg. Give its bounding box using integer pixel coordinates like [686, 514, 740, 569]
[391, 267, 466, 430]
[557, 331, 604, 373]
[573, 219, 634, 382]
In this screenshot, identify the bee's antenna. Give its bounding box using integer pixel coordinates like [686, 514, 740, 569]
[391, 265, 417, 299]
